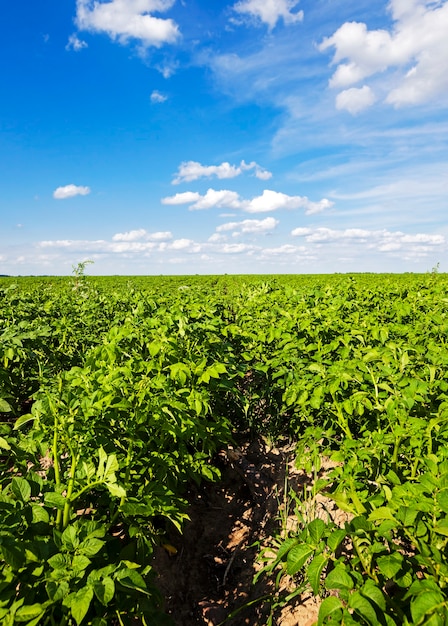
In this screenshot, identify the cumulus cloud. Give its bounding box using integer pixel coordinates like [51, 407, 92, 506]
[244, 190, 333, 214]
[162, 188, 332, 214]
[53, 184, 91, 199]
[166, 238, 190, 250]
[162, 191, 201, 205]
[192, 189, 242, 211]
[172, 159, 272, 184]
[150, 90, 167, 103]
[66, 33, 88, 51]
[162, 189, 242, 211]
[336, 85, 376, 114]
[233, 0, 304, 29]
[216, 217, 279, 235]
[75, 0, 179, 48]
[290, 227, 311, 237]
[291, 226, 445, 255]
[320, 0, 448, 109]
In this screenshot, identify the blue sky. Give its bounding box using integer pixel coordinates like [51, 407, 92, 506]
[1, 0, 447, 275]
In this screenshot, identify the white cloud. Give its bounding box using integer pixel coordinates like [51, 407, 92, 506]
[75, 0, 179, 48]
[157, 238, 203, 253]
[161, 191, 201, 205]
[400, 233, 445, 244]
[233, 0, 304, 29]
[220, 243, 255, 254]
[173, 161, 240, 183]
[18, 217, 445, 275]
[148, 230, 173, 241]
[66, 33, 88, 51]
[216, 217, 279, 234]
[320, 22, 400, 88]
[156, 61, 179, 78]
[150, 90, 167, 103]
[320, 0, 448, 108]
[112, 229, 172, 241]
[290, 227, 311, 236]
[38, 238, 171, 254]
[53, 184, 91, 200]
[192, 189, 242, 211]
[293, 227, 371, 243]
[162, 187, 332, 214]
[336, 85, 376, 114]
[172, 159, 272, 184]
[112, 229, 147, 241]
[39, 239, 106, 250]
[255, 167, 273, 181]
[291, 227, 445, 254]
[169, 238, 196, 250]
[162, 189, 241, 210]
[262, 244, 302, 255]
[208, 233, 226, 243]
[244, 190, 333, 214]
[255, 243, 318, 265]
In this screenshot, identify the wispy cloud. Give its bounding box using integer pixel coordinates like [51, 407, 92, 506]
[38, 236, 196, 254]
[53, 184, 91, 200]
[172, 159, 272, 184]
[162, 188, 333, 214]
[232, 0, 304, 30]
[216, 217, 279, 235]
[66, 33, 88, 51]
[150, 90, 168, 103]
[75, 0, 180, 48]
[112, 229, 172, 242]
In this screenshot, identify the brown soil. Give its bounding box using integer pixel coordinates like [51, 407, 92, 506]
[152, 438, 348, 626]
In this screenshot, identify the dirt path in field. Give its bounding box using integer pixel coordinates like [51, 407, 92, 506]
[152, 438, 347, 626]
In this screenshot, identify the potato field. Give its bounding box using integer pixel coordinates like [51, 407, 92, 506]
[1, 272, 448, 625]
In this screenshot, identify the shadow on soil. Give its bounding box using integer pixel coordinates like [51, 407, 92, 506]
[152, 437, 319, 626]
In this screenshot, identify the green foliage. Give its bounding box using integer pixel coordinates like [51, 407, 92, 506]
[2, 272, 448, 622]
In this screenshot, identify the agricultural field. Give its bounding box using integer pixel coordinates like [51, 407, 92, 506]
[1, 271, 448, 625]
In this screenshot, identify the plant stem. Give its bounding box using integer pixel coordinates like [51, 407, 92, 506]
[392, 436, 401, 466]
[111, 439, 133, 525]
[116, 610, 125, 626]
[411, 455, 420, 479]
[50, 397, 63, 530]
[62, 443, 78, 529]
[71, 479, 104, 502]
[121, 439, 134, 507]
